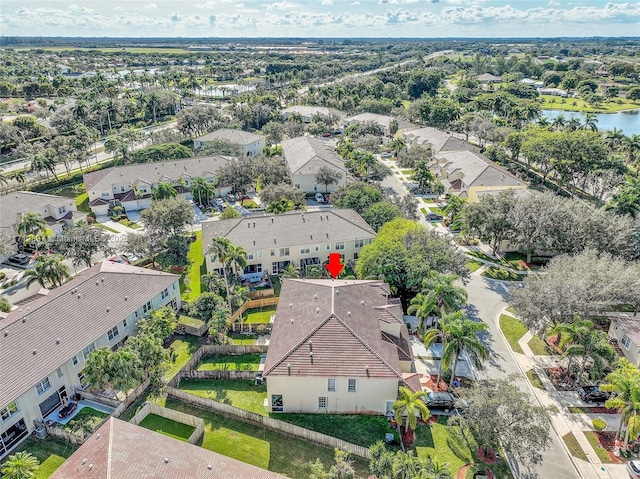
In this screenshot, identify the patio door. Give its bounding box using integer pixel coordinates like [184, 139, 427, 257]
[38, 386, 67, 417]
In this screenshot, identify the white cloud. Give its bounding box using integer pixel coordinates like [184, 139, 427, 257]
[263, 1, 302, 11]
[144, 3, 157, 9]
[351, 1, 360, 4]
[379, 0, 418, 4]
[321, 0, 333, 5]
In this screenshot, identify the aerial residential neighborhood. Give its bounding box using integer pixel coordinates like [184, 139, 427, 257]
[1, 4, 640, 479]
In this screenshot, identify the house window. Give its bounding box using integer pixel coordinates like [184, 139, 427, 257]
[327, 379, 336, 392]
[161, 288, 169, 299]
[279, 248, 289, 257]
[82, 343, 95, 359]
[56, 368, 64, 378]
[1, 402, 18, 421]
[326, 244, 330, 250]
[335, 242, 345, 251]
[72, 355, 78, 366]
[348, 379, 357, 392]
[120, 186, 125, 192]
[621, 334, 631, 349]
[270, 249, 275, 257]
[354, 239, 365, 249]
[258, 251, 263, 258]
[101, 192, 110, 198]
[134, 311, 139, 319]
[78, 372, 88, 389]
[36, 377, 52, 396]
[300, 246, 310, 255]
[318, 397, 327, 409]
[108, 326, 119, 341]
[353, 253, 359, 260]
[271, 395, 283, 412]
[123, 318, 128, 328]
[57, 206, 66, 215]
[143, 301, 152, 314]
[248, 252, 254, 260]
[315, 245, 319, 252]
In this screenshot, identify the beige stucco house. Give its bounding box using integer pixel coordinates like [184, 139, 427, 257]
[0, 261, 180, 458]
[609, 316, 640, 367]
[201, 209, 376, 281]
[193, 129, 265, 157]
[403, 127, 480, 155]
[263, 279, 418, 414]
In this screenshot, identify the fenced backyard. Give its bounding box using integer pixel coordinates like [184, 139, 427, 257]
[130, 402, 204, 445]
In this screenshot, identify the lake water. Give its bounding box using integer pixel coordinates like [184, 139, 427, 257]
[541, 109, 640, 135]
[195, 84, 256, 98]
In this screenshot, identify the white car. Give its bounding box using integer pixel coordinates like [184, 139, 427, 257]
[628, 460, 640, 479]
[315, 193, 325, 203]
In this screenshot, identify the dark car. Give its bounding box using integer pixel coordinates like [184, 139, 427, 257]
[423, 391, 467, 412]
[425, 213, 444, 221]
[8, 253, 30, 265]
[578, 385, 611, 403]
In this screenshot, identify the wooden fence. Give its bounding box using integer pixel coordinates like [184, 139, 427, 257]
[166, 387, 370, 459]
[45, 424, 90, 446]
[167, 345, 268, 388]
[130, 402, 204, 445]
[248, 288, 275, 300]
[230, 297, 279, 324]
[180, 370, 257, 380]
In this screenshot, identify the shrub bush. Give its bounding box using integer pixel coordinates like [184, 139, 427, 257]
[0, 272, 6, 281]
[592, 418, 606, 431]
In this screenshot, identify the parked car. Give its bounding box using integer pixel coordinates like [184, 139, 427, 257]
[121, 252, 139, 263]
[226, 193, 236, 203]
[315, 192, 325, 203]
[627, 460, 640, 479]
[108, 255, 130, 265]
[578, 385, 611, 403]
[425, 213, 443, 221]
[380, 152, 392, 158]
[423, 391, 467, 412]
[8, 253, 30, 265]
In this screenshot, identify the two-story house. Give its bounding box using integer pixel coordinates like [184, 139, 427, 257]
[402, 127, 480, 155]
[281, 136, 351, 194]
[200, 210, 376, 281]
[193, 129, 265, 157]
[281, 106, 345, 124]
[0, 261, 180, 458]
[83, 156, 231, 216]
[344, 113, 414, 138]
[263, 279, 418, 414]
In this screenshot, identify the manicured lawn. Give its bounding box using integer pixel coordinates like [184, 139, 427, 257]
[118, 218, 139, 229]
[562, 432, 588, 461]
[242, 198, 259, 208]
[429, 206, 445, 216]
[583, 431, 615, 463]
[164, 335, 202, 381]
[499, 314, 526, 354]
[400, 169, 413, 175]
[277, 414, 390, 448]
[228, 332, 258, 345]
[2, 436, 78, 479]
[414, 417, 475, 475]
[178, 379, 268, 415]
[466, 261, 483, 273]
[64, 407, 109, 435]
[95, 223, 119, 233]
[75, 192, 90, 212]
[539, 95, 639, 113]
[181, 230, 204, 302]
[242, 306, 276, 324]
[164, 398, 370, 479]
[420, 207, 428, 215]
[139, 413, 195, 442]
[197, 354, 261, 371]
[526, 369, 545, 389]
[528, 335, 554, 356]
[481, 266, 523, 281]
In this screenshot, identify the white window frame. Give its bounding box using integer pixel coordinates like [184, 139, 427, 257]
[72, 355, 78, 366]
[108, 326, 119, 341]
[327, 378, 336, 392]
[123, 318, 128, 328]
[258, 251, 263, 258]
[247, 252, 254, 260]
[335, 242, 345, 251]
[1, 402, 19, 421]
[36, 377, 52, 396]
[318, 396, 327, 409]
[279, 248, 290, 257]
[82, 343, 95, 359]
[621, 334, 631, 349]
[161, 288, 169, 299]
[56, 368, 64, 378]
[348, 379, 357, 392]
[354, 239, 365, 249]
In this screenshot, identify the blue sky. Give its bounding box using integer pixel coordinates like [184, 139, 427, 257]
[2, 1, 639, 38]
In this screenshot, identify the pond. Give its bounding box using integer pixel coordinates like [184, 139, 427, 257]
[541, 109, 640, 135]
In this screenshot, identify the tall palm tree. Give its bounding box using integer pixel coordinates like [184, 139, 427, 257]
[606, 127, 625, 152]
[109, 349, 144, 392]
[25, 228, 53, 254]
[23, 254, 70, 288]
[622, 134, 640, 173]
[16, 212, 46, 246]
[392, 386, 430, 445]
[422, 310, 465, 389]
[71, 99, 88, 121]
[9, 170, 26, 184]
[582, 112, 598, 132]
[441, 315, 489, 388]
[571, 329, 614, 380]
[408, 272, 468, 328]
[550, 317, 593, 381]
[207, 238, 235, 311]
[601, 359, 640, 452]
[82, 347, 113, 391]
[0, 451, 40, 479]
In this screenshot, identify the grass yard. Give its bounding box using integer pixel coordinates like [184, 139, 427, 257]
[466, 261, 483, 273]
[178, 379, 268, 415]
[242, 198, 259, 209]
[562, 432, 588, 461]
[181, 230, 204, 302]
[583, 431, 615, 463]
[164, 335, 202, 381]
[139, 413, 195, 442]
[277, 414, 390, 448]
[526, 369, 545, 389]
[481, 266, 523, 281]
[499, 314, 526, 354]
[164, 398, 369, 478]
[428, 206, 445, 216]
[539, 95, 639, 113]
[414, 417, 475, 476]
[95, 223, 119, 233]
[400, 169, 413, 175]
[75, 192, 90, 212]
[2, 436, 78, 479]
[64, 407, 109, 435]
[178, 315, 205, 329]
[242, 305, 276, 324]
[118, 218, 140, 229]
[228, 333, 258, 345]
[528, 335, 553, 356]
[197, 354, 261, 371]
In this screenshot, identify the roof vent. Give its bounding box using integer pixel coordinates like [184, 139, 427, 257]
[96, 433, 101, 439]
[253, 240, 256, 245]
[309, 340, 313, 350]
[361, 300, 365, 306]
[365, 365, 370, 377]
[316, 307, 320, 313]
[253, 222, 255, 228]
[96, 281, 99, 286]
[290, 318, 294, 324]
[335, 289, 339, 295]
[274, 238, 276, 244]
[248, 223, 250, 228]
[22, 318, 26, 323]
[124, 296, 128, 301]
[82, 459, 87, 465]
[89, 464, 94, 470]
[164, 458, 169, 464]
[208, 465, 212, 470]
[106, 308, 110, 313]
[287, 363, 291, 375]
[78, 294, 81, 299]
[101, 278, 104, 283]
[3, 331, 7, 337]
[32, 349, 37, 355]
[56, 338, 60, 345]
[310, 234, 313, 239]
[314, 294, 318, 300]
[271, 218, 274, 223]
[326, 215, 329, 220]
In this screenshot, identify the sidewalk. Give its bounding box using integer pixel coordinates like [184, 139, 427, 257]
[506, 314, 628, 479]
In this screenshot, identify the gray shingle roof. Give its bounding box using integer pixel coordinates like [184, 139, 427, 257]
[0, 192, 76, 233]
[50, 418, 286, 479]
[281, 106, 345, 118]
[0, 261, 178, 409]
[263, 279, 411, 380]
[281, 136, 349, 176]
[83, 156, 230, 192]
[201, 209, 375, 252]
[404, 127, 479, 154]
[194, 128, 264, 145]
[435, 150, 525, 188]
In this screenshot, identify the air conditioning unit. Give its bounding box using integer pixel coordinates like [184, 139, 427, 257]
[35, 426, 47, 439]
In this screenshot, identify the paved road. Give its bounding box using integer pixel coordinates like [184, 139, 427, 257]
[464, 275, 581, 479]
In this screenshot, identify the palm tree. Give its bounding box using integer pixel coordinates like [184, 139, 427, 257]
[392, 386, 430, 446]
[16, 212, 46, 246]
[582, 112, 598, 132]
[25, 228, 53, 254]
[606, 127, 625, 152]
[408, 272, 468, 328]
[622, 134, 640, 172]
[601, 359, 640, 452]
[422, 310, 465, 389]
[388, 137, 407, 157]
[109, 349, 144, 392]
[152, 182, 177, 200]
[9, 170, 26, 184]
[24, 254, 70, 288]
[551, 114, 566, 131]
[190, 177, 215, 205]
[441, 315, 489, 388]
[443, 194, 466, 228]
[82, 347, 113, 391]
[207, 238, 247, 311]
[550, 317, 593, 381]
[0, 451, 40, 479]
[572, 329, 614, 380]
[71, 99, 88, 121]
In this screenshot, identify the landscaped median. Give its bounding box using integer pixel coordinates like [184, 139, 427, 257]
[499, 313, 553, 356]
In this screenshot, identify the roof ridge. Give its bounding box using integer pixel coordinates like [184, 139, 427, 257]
[329, 209, 376, 235]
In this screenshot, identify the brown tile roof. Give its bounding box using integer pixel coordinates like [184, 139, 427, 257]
[263, 280, 406, 380]
[50, 418, 286, 479]
[402, 373, 422, 393]
[0, 261, 178, 409]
